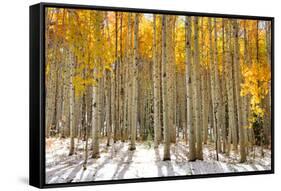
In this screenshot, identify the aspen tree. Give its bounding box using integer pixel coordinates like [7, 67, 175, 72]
[185, 16, 196, 161]
[127, 13, 133, 141]
[214, 18, 222, 157]
[262, 21, 271, 147]
[129, 13, 139, 151]
[92, 12, 103, 158]
[209, 18, 221, 160]
[153, 15, 161, 147]
[194, 17, 203, 160]
[221, 19, 227, 153]
[201, 18, 209, 145]
[225, 19, 237, 154]
[68, 10, 75, 155]
[68, 54, 75, 156]
[104, 14, 112, 147]
[232, 20, 246, 162]
[162, 15, 171, 160]
[166, 16, 176, 144]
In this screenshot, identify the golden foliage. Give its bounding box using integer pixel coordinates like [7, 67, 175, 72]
[241, 61, 271, 120]
[46, 8, 272, 124]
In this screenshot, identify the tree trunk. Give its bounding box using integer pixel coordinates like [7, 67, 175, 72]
[225, 19, 237, 155]
[92, 68, 100, 158]
[105, 69, 111, 146]
[91, 13, 104, 158]
[162, 15, 171, 160]
[129, 13, 139, 151]
[185, 16, 196, 161]
[232, 20, 246, 162]
[209, 18, 221, 160]
[153, 15, 161, 147]
[69, 54, 75, 156]
[193, 17, 203, 160]
[221, 20, 227, 153]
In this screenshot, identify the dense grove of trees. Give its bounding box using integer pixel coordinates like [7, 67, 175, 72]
[45, 8, 272, 169]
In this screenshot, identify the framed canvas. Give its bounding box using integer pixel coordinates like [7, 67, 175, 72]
[29, 2, 274, 188]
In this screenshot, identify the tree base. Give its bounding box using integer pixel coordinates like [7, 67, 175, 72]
[68, 150, 75, 156]
[82, 164, 87, 171]
[163, 157, 171, 161]
[92, 153, 100, 159]
[188, 158, 196, 162]
[196, 154, 203, 160]
[239, 158, 246, 163]
[129, 146, 136, 151]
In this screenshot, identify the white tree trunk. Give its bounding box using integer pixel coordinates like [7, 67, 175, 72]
[69, 53, 75, 156]
[185, 16, 196, 161]
[162, 15, 171, 160]
[153, 15, 161, 147]
[193, 17, 203, 160]
[225, 19, 237, 154]
[129, 13, 139, 151]
[92, 68, 100, 158]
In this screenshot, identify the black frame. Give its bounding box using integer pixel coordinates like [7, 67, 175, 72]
[29, 2, 275, 189]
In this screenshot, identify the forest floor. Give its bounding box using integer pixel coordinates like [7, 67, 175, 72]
[46, 138, 271, 184]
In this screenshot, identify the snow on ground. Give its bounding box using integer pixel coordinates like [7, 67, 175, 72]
[46, 138, 271, 184]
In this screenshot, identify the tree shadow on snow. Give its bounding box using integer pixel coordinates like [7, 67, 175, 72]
[47, 142, 126, 183]
[171, 144, 188, 162]
[154, 147, 175, 177]
[112, 149, 135, 179]
[91, 142, 125, 180]
[154, 148, 164, 177]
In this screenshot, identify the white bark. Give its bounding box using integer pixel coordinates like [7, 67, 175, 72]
[194, 17, 203, 160]
[162, 15, 171, 160]
[129, 13, 139, 151]
[185, 16, 196, 161]
[153, 15, 161, 147]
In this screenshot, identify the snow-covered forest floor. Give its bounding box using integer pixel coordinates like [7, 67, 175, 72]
[46, 138, 271, 184]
